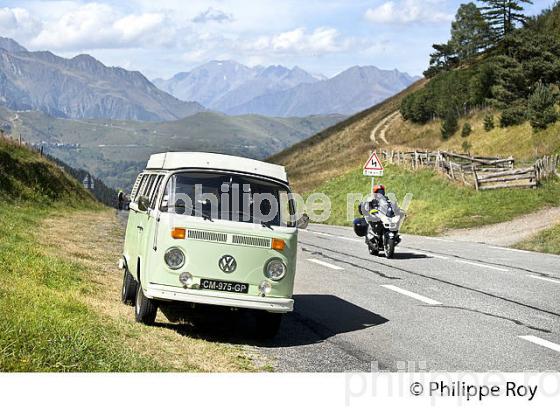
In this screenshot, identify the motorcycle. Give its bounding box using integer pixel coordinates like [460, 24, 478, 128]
[353, 194, 405, 259]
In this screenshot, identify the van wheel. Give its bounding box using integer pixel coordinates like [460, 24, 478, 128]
[255, 312, 282, 339]
[121, 270, 138, 306]
[135, 286, 158, 325]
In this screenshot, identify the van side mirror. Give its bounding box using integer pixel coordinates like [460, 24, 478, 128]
[138, 195, 150, 212]
[296, 213, 310, 229]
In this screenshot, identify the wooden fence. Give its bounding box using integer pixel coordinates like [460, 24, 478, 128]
[381, 150, 558, 190]
[534, 155, 560, 181]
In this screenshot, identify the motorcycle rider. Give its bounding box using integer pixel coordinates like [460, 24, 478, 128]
[359, 184, 393, 217]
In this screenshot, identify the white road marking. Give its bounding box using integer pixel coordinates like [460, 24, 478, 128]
[519, 335, 560, 353]
[455, 259, 509, 272]
[423, 237, 454, 243]
[338, 236, 362, 242]
[489, 246, 532, 254]
[310, 231, 335, 238]
[528, 275, 560, 284]
[307, 258, 344, 270]
[380, 285, 442, 305]
[308, 230, 362, 242]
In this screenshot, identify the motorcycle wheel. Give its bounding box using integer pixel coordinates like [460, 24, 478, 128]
[384, 238, 395, 259]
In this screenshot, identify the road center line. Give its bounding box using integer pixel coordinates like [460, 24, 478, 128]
[519, 335, 560, 353]
[307, 258, 344, 270]
[455, 259, 509, 272]
[380, 285, 442, 305]
[528, 275, 560, 284]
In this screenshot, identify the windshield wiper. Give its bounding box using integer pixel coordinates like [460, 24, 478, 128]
[260, 220, 274, 230]
[195, 207, 214, 222]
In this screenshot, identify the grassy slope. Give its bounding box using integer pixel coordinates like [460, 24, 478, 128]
[514, 223, 560, 255]
[386, 110, 560, 161]
[0, 139, 257, 371]
[314, 164, 560, 235]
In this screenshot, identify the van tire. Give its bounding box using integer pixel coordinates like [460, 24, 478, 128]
[121, 270, 138, 306]
[135, 286, 158, 325]
[255, 311, 282, 339]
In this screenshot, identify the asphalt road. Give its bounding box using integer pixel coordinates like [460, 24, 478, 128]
[255, 224, 560, 372]
[116, 212, 560, 372]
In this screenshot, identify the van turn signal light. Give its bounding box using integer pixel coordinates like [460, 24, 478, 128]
[171, 227, 186, 239]
[271, 238, 286, 251]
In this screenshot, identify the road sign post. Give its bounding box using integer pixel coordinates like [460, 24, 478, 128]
[363, 152, 384, 193]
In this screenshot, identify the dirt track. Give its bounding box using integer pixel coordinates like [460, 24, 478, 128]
[443, 207, 560, 246]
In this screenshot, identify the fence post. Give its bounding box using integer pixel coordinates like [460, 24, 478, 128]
[472, 165, 479, 191]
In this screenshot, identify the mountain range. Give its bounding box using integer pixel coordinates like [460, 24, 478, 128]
[154, 60, 418, 117]
[0, 37, 204, 121]
[0, 104, 343, 190]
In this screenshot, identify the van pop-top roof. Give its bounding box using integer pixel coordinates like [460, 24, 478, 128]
[146, 152, 288, 183]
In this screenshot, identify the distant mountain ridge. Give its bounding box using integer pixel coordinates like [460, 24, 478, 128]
[153, 60, 320, 113]
[155, 61, 419, 117]
[0, 37, 205, 121]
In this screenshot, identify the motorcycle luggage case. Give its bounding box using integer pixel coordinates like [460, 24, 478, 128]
[353, 217, 368, 237]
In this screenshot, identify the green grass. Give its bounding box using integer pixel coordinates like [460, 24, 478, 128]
[311, 164, 560, 235]
[0, 205, 164, 371]
[514, 223, 560, 255]
[0, 140, 260, 372]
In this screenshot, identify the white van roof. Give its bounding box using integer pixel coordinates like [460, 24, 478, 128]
[146, 152, 288, 183]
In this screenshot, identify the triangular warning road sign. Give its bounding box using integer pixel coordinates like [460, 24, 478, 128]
[363, 152, 384, 171]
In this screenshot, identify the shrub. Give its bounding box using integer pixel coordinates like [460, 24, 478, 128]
[483, 113, 495, 131]
[461, 122, 472, 137]
[441, 110, 459, 139]
[500, 102, 527, 127]
[462, 140, 472, 152]
[528, 82, 558, 131]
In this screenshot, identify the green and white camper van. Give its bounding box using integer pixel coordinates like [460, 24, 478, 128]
[120, 152, 299, 337]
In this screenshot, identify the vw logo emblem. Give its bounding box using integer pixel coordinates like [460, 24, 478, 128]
[218, 255, 237, 273]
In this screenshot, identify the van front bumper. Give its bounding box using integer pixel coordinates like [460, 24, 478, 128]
[145, 283, 294, 313]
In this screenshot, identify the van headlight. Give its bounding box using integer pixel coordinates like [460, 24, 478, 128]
[265, 258, 286, 281]
[165, 247, 185, 270]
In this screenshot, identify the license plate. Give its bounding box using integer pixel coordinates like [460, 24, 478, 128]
[199, 278, 249, 294]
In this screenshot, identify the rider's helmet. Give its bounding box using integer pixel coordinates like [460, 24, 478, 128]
[373, 184, 385, 196]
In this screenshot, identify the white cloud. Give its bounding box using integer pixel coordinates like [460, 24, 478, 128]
[247, 27, 351, 55]
[192, 7, 233, 24]
[0, 7, 42, 39]
[28, 3, 174, 51]
[365, 0, 453, 24]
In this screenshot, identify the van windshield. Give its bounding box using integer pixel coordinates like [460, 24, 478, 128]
[160, 172, 296, 227]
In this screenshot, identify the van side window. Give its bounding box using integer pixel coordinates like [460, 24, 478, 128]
[150, 175, 164, 209]
[134, 174, 149, 202]
[140, 175, 156, 199]
[130, 173, 144, 201]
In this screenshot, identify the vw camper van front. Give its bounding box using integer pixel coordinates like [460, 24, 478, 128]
[120, 152, 299, 338]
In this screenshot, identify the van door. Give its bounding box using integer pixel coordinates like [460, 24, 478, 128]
[136, 174, 161, 284]
[128, 174, 152, 280]
[140, 175, 165, 282]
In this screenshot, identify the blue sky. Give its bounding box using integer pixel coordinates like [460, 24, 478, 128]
[0, 0, 553, 79]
